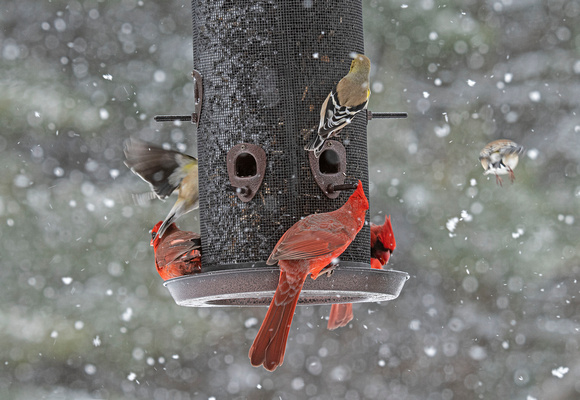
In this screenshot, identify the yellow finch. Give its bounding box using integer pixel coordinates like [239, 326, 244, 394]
[124, 138, 199, 238]
[306, 53, 371, 158]
[479, 139, 524, 186]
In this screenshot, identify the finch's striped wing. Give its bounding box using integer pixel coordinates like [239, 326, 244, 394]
[318, 90, 368, 139]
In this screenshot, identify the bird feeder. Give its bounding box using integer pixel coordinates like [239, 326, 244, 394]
[158, 0, 408, 306]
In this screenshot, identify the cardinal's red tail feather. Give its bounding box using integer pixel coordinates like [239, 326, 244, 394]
[249, 269, 306, 371]
[327, 303, 354, 330]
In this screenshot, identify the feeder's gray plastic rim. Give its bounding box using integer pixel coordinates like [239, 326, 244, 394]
[164, 266, 409, 307]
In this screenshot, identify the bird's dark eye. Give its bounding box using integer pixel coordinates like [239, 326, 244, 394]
[150, 230, 156, 240]
[375, 240, 393, 254]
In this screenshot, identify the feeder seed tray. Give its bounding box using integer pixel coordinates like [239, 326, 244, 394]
[164, 265, 409, 307]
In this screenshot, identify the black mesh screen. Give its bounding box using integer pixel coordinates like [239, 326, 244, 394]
[192, 0, 370, 271]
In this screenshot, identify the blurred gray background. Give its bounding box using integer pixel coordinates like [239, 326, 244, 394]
[1, 0, 580, 399]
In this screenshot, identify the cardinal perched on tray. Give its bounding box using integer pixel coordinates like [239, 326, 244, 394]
[327, 215, 396, 330]
[305, 53, 371, 158]
[124, 138, 199, 238]
[479, 139, 524, 186]
[150, 221, 202, 280]
[249, 180, 369, 371]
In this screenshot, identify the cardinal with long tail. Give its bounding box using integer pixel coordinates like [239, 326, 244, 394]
[249, 181, 369, 371]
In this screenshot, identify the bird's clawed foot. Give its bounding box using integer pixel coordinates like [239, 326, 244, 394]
[320, 263, 338, 277]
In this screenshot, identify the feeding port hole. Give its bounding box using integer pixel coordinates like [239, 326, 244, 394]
[226, 143, 266, 203]
[319, 149, 341, 175]
[235, 152, 258, 178]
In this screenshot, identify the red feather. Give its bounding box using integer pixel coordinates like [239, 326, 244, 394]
[250, 181, 368, 371]
[327, 214, 396, 330]
[150, 222, 202, 280]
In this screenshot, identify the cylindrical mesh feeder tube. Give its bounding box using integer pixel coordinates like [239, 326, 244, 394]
[164, 0, 408, 307]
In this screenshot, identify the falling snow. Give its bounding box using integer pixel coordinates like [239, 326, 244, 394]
[551, 366, 569, 378]
[424, 346, 437, 357]
[434, 124, 450, 137]
[460, 210, 472, 222]
[84, 364, 97, 375]
[446, 217, 458, 233]
[512, 228, 525, 239]
[527, 148, 539, 160]
[529, 91, 541, 102]
[121, 307, 133, 322]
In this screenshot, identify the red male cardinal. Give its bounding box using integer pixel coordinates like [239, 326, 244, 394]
[327, 215, 396, 330]
[249, 180, 369, 371]
[150, 221, 202, 280]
